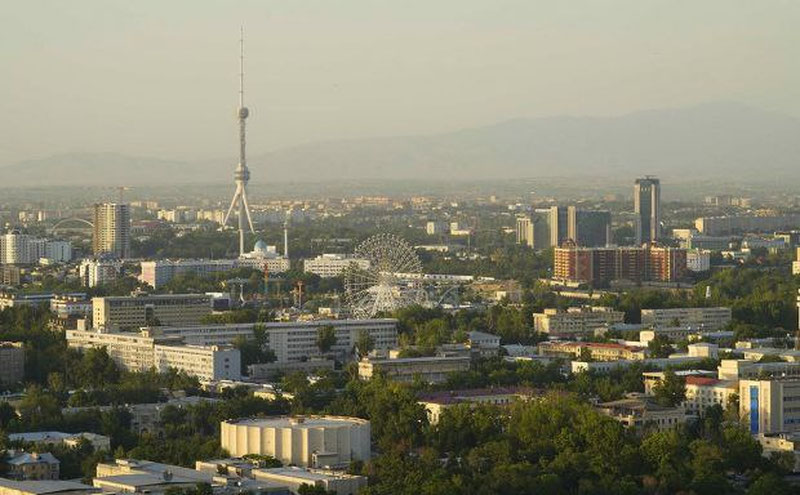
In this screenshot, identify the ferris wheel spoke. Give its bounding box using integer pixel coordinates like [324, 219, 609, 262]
[344, 233, 425, 319]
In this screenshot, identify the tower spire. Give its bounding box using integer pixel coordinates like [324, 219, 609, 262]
[223, 27, 256, 256]
[239, 25, 244, 109]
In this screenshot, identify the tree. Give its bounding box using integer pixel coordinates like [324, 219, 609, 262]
[746, 472, 793, 495]
[647, 335, 674, 358]
[355, 329, 375, 358]
[0, 402, 16, 429]
[316, 325, 337, 355]
[74, 347, 119, 388]
[233, 326, 275, 374]
[17, 385, 61, 428]
[653, 370, 686, 407]
[722, 425, 763, 472]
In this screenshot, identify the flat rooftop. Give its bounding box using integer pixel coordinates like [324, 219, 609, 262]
[224, 415, 369, 428]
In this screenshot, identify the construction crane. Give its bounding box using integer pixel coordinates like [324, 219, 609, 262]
[115, 186, 132, 203]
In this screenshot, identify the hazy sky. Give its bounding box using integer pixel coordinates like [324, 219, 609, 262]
[2, 0, 799, 165]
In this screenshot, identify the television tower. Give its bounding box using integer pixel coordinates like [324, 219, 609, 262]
[283, 210, 290, 259]
[223, 27, 256, 256]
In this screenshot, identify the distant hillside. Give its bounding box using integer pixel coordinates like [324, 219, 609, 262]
[0, 152, 201, 187]
[3, 102, 799, 186]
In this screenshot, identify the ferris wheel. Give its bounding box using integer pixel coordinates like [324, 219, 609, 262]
[344, 233, 427, 319]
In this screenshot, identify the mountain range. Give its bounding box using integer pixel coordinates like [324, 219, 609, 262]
[2, 102, 799, 186]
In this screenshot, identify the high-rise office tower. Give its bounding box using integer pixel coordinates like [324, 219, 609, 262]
[516, 216, 534, 247]
[567, 207, 611, 247]
[634, 176, 661, 245]
[92, 203, 130, 259]
[519, 207, 611, 249]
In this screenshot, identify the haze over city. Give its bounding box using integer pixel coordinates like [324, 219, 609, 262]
[3, 3, 800, 495]
[2, 1, 800, 184]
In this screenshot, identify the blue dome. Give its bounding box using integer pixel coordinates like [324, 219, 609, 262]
[253, 239, 268, 253]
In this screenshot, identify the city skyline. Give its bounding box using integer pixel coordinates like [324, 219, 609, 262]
[2, 1, 800, 170]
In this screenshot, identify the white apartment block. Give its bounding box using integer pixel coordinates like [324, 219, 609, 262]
[718, 359, 800, 381]
[533, 307, 625, 337]
[640, 307, 732, 331]
[66, 329, 240, 381]
[686, 249, 711, 272]
[79, 259, 122, 287]
[0, 233, 71, 264]
[45, 240, 72, 263]
[50, 295, 93, 318]
[683, 376, 737, 416]
[426, 221, 449, 235]
[0, 292, 85, 310]
[237, 257, 290, 274]
[92, 293, 212, 330]
[140, 318, 398, 364]
[740, 377, 800, 435]
[140, 259, 236, 289]
[303, 254, 370, 278]
[139, 257, 289, 289]
[262, 319, 397, 363]
[153, 344, 240, 382]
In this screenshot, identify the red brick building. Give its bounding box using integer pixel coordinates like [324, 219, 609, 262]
[553, 245, 687, 284]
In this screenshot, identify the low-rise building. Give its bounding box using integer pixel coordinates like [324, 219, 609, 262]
[94, 459, 287, 495]
[418, 387, 538, 424]
[686, 343, 719, 359]
[642, 370, 716, 395]
[638, 327, 694, 344]
[467, 331, 501, 356]
[595, 395, 686, 432]
[8, 432, 110, 452]
[62, 396, 218, 435]
[6, 453, 60, 481]
[533, 307, 624, 337]
[302, 254, 370, 278]
[571, 355, 710, 374]
[358, 355, 471, 384]
[717, 359, 800, 381]
[640, 307, 731, 331]
[741, 347, 800, 363]
[538, 341, 647, 361]
[757, 432, 800, 472]
[253, 467, 367, 495]
[249, 359, 336, 380]
[0, 479, 99, 495]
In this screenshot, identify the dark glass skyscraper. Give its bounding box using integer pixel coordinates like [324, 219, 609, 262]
[634, 177, 661, 245]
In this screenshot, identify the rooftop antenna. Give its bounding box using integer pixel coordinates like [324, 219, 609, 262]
[222, 26, 256, 256]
